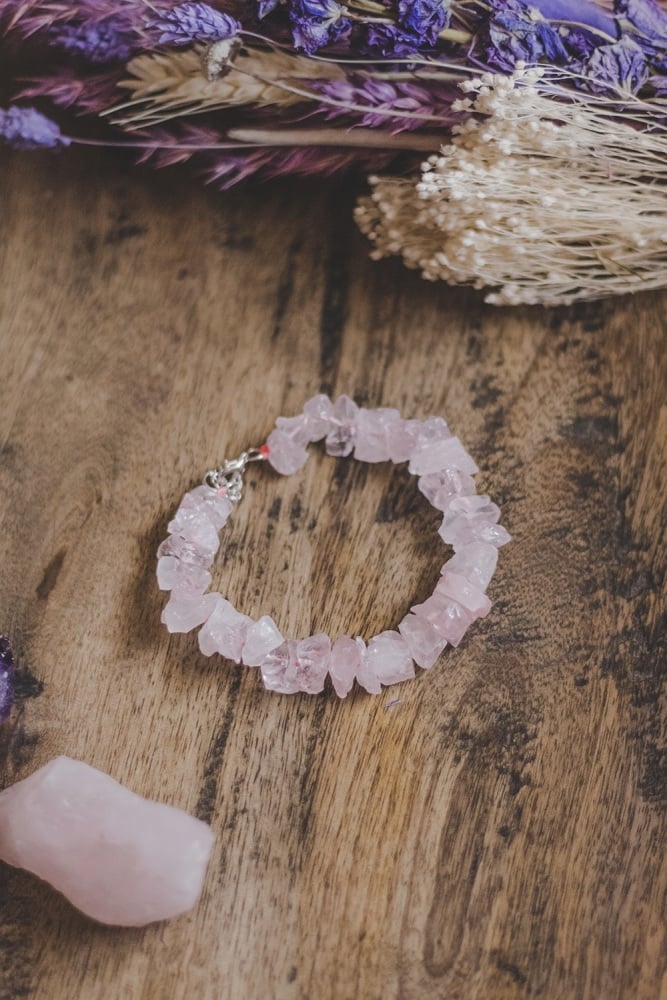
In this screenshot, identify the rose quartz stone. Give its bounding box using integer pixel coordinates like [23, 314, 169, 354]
[353, 407, 400, 463]
[445, 543, 498, 590]
[157, 556, 212, 594]
[161, 592, 219, 633]
[0, 756, 214, 926]
[411, 592, 474, 647]
[325, 395, 359, 457]
[439, 517, 511, 549]
[365, 631, 415, 687]
[329, 635, 365, 697]
[398, 613, 447, 669]
[198, 597, 251, 662]
[260, 634, 331, 694]
[409, 436, 479, 476]
[418, 468, 477, 510]
[303, 394, 334, 439]
[386, 418, 423, 463]
[437, 572, 492, 618]
[157, 534, 213, 568]
[178, 486, 233, 531]
[266, 428, 309, 475]
[167, 508, 220, 555]
[276, 414, 312, 446]
[242, 615, 284, 666]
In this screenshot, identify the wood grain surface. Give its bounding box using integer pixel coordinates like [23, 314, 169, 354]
[0, 148, 665, 1000]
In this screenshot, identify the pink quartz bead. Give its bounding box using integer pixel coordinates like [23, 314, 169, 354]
[353, 407, 400, 463]
[167, 508, 220, 555]
[260, 634, 331, 695]
[242, 615, 284, 666]
[177, 486, 233, 531]
[418, 468, 477, 510]
[409, 436, 479, 477]
[157, 556, 212, 594]
[444, 543, 498, 590]
[161, 592, 219, 634]
[198, 597, 252, 662]
[398, 613, 447, 669]
[411, 592, 474, 647]
[0, 756, 214, 927]
[303, 394, 334, 439]
[266, 428, 309, 476]
[157, 534, 213, 568]
[436, 572, 492, 618]
[439, 517, 511, 549]
[365, 631, 415, 687]
[329, 635, 365, 697]
[386, 418, 423, 463]
[276, 414, 312, 447]
[325, 395, 359, 457]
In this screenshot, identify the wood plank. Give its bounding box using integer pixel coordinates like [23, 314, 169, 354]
[0, 148, 665, 1000]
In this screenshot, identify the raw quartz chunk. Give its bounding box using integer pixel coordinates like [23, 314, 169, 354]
[157, 534, 213, 568]
[198, 597, 251, 662]
[161, 592, 219, 634]
[303, 393, 334, 440]
[398, 613, 447, 669]
[329, 635, 365, 697]
[364, 631, 415, 688]
[411, 584, 475, 646]
[386, 418, 423, 463]
[275, 414, 312, 447]
[266, 427, 309, 475]
[242, 615, 284, 666]
[439, 495, 510, 549]
[409, 435, 479, 477]
[156, 556, 211, 594]
[353, 407, 400, 463]
[167, 505, 220, 556]
[260, 633, 331, 694]
[437, 572, 492, 618]
[325, 394, 359, 457]
[444, 543, 498, 590]
[418, 468, 477, 511]
[176, 486, 233, 531]
[0, 757, 213, 927]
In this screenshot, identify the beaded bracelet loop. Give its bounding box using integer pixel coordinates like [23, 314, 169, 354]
[157, 395, 510, 697]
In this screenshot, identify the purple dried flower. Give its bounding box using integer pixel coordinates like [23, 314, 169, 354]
[365, 23, 425, 57]
[312, 75, 459, 131]
[0, 106, 70, 150]
[397, 0, 451, 46]
[288, 0, 351, 54]
[20, 70, 122, 114]
[616, 0, 667, 71]
[0, 636, 15, 723]
[148, 2, 241, 45]
[481, 0, 569, 71]
[257, 0, 282, 16]
[576, 36, 649, 92]
[49, 20, 133, 62]
[530, 0, 617, 37]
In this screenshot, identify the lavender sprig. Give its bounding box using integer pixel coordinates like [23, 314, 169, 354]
[0, 106, 70, 149]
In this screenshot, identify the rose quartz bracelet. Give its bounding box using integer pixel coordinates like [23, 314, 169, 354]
[157, 395, 510, 697]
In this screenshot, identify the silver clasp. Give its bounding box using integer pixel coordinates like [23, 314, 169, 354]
[204, 447, 267, 503]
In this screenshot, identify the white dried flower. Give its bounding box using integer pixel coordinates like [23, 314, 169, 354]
[355, 70, 667, 306]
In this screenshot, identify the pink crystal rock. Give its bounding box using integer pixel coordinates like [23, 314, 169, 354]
[354, 638, 380, 695]
[386, 418, 424, 463]
[303, 394, 334, 440]
[411, 592, 473, 647]
[167, 507, 220, 555]
[157, 556, 212, 594]
[157, 534, 212, 567]
[242, 615, 284, 666]
[409, 436, 479, 477]
[275, 414, 312, 447]
[198, 597, 251, 662]
[444, 543, 498, 590]
[161, 592, 219, 633]
[398, 613, 447, 669]
[436, 572, 492, 618]
[353, 407, 400, 463]
[266, 428, 309, 475]
[364, 631, 415, 687]
[418, 468, 477, 510]
[329, 636, 365, 697]
[260, 634, 331, 694]
[177, 486, 233, 531]
[325, 395, 359, 457]
[0, 756, 214, 926]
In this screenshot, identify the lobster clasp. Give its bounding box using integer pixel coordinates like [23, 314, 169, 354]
[203, 447, 267, 504]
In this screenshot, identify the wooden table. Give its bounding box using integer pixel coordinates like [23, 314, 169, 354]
[0, 149, 665, 1000]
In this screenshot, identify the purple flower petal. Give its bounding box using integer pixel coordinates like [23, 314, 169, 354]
[0, 636, 15, 723]
[148, 2, 241, 45]
[288, 0, 351, 54]
[398, 0, 451, 46]
[576, 35, 649, 92]
[49, 20, 133, 63]
[0, 106, 70, 150]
